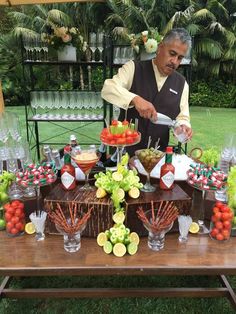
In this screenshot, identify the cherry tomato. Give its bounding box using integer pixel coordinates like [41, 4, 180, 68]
[110, 140, 116, 145]
[7, 207, 15, 215]
[114, 133, 121, 139]
[126, 137, 134, 144]
[210, 228, 219, 238]
[214, 212, 222, 221]
[212, 207, 220, 214]
[3, 203, 11, 211]
[11, 216, 20, 225]
[221, 212, 231, 221]
[6, 221, 14, 231]
[15, 208, 23, 217]
[17, 203, 24, 210]
[228, 211, 234, 221]
[106, 133, 114, 141]
[216, 233, 224, 241]
[5, 212, 12, 222]
[125, 130, 133, 137]
[221, 205, 230, 213]
[222, 229, 230, 240]
[111, 120, 118, 126]
[215, 201, 224, 209]
[211, 215, 218, 223]
[117, 138, 126, 145]
[122, 120, 129, 125]
[15, 222, 24, 231]
[131, 131, 139, 138]
[223, 220, 231, 229]
[215, 221, 223, 230]
[10, 228, 18, 235]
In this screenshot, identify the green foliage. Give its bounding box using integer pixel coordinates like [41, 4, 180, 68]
[190, 79, 236, 108]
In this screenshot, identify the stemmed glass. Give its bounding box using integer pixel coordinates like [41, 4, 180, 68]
[71, 146, 99, 190]
[89, 32, 97, 62]
[135, 148, 164, 192]
[97, 32, 104, 62]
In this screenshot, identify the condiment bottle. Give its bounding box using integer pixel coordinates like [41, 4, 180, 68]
[160, 146, 175, 190]
[61, 153, 76, 190]
[70, 134, 78, 148]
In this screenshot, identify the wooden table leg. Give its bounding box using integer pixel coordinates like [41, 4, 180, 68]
[219, 275, 236, 310]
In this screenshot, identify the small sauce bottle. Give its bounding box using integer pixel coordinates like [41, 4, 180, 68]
[160, 146, 175, 190]
[61, 153, 76, 190]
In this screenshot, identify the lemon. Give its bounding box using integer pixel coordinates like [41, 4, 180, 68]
[112, 172, 123, 182]
[117, 188, 125, 201]
[189, 222, 200, 234]
[112, 212, 125, 224]
[96, 187, 107, 199]
[129, 232, 140, 245]
[113, 243, 126, 257]
[97, 232, 107, 247]
[25, 222, 36, 235]
[128, 187, 140, 199]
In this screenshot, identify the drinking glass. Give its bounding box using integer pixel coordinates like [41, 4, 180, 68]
[97, 32, 104, 62]
[30, 211, 47, 241]
[71, 146, 99, 190]
[89, 32, 97, 62]
[113, 47, 121, 64]
[178, 215, 192, 243]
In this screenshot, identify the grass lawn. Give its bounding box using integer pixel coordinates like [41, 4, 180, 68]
[1, 105, 236, 313]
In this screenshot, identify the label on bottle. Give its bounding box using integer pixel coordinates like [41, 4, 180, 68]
[61, 172, 75, 190]
[161, 171, 175, 188]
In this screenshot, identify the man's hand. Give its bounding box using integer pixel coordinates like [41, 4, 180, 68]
[180, 124, 193, 141]
[131, 96, 157, 120]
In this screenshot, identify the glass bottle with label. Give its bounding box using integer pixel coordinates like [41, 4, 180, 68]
[160, 146, 175, 190]
[61, 153, 76, 190]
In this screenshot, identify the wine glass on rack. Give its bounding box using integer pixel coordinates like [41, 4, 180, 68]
[89, 32, 97, 62]
[97, 32, 104, 62]
[71, 146, 99, 190]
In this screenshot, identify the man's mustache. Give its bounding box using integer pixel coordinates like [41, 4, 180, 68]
[167, 64, 176, 69]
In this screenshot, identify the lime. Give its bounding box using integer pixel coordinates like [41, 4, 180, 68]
[112, 172, 123, 182]
[112, 212, 125, 224]
[129, 232, 140, 245]
[128, 187, 140, 199]
[25, 222, 36, 235]
[97, 232, 107, 247]
[189, 222, 200, 234]
[96, 187, 107, 199]
[110, 234, 118, 244]
[0, 219, 6, 230]
[113, 243, 126, 257]
[103, 241, 113, 254]
[117, 188, 125, 201]
[127, 242, 138, 255]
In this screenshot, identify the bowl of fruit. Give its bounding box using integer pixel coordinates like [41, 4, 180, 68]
[100, 120, 141, 147]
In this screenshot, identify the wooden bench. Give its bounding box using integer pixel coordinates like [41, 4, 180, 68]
[0, 232, 236, 309]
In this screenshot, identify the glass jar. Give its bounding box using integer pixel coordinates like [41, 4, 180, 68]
[4, 200, 25, 237]
[209, 220, 232, 242]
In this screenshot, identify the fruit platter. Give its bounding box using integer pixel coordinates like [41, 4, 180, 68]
[100, 119, 141, 147]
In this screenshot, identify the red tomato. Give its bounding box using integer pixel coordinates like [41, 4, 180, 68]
[110, 140, 116, 145]
[214, 212, 222, 221]
[15, 222, 24, 231]
[131, 131, 139, 138]
[17, 203, 24, 210]
[221, 205, 230, 213]
[215, 221, 223, 230]
[125, 130, 133, 137]
[221, 212, 231, 221]
[228, 211, 234, 221]
[215, 201, 224, 209]
[212, 207, 220, 214]
[121, 133, 126, 138]
[7, 207, 15, 215]
[11, 216, 20, 225]
[3, 203, 11, 211]
[222, 229, 230, 240]
[106, 133, 114, 141]
[126, 137, 134, 144]
[116, 138, 126, 145]
[210, 228, 219, 238]
[122, 120, 129, 125]
[216, 233, 224, 241]
[223, 220, 231, 229]
[11, 200, 21, 209]
[114, 133, 121, 139]
[10, 228, 18, 235]
[5, 212, 12, 222]
[6, 221, 14, 231]
[211, 215, 218, 223]
[111, 120, 118, 126]
[15, 208, 23, 217]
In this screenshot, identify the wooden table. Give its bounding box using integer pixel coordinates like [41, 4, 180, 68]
[1, 233, 236, 309]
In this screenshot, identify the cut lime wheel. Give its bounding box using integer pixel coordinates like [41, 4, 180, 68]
[129, 232, 140, 245]
[112, 212, 125, 224]
[25, 222, 36, 235]
[116, 188, 125, 201]
[128, 187, 140, 199]
[127, 242, 138, 255]
[189, 222, 200, 234]
[97, 232, 107, 247]
[112, 172, 123, 182]
[113, 243, 126, 257]
[103, 241, 113, 254]
[96, 187, 107, 199]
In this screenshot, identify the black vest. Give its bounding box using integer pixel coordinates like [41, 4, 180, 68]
[119, 60, 185, 156]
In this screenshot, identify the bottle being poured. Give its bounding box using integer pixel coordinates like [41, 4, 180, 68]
[150, 113, 188, 144]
